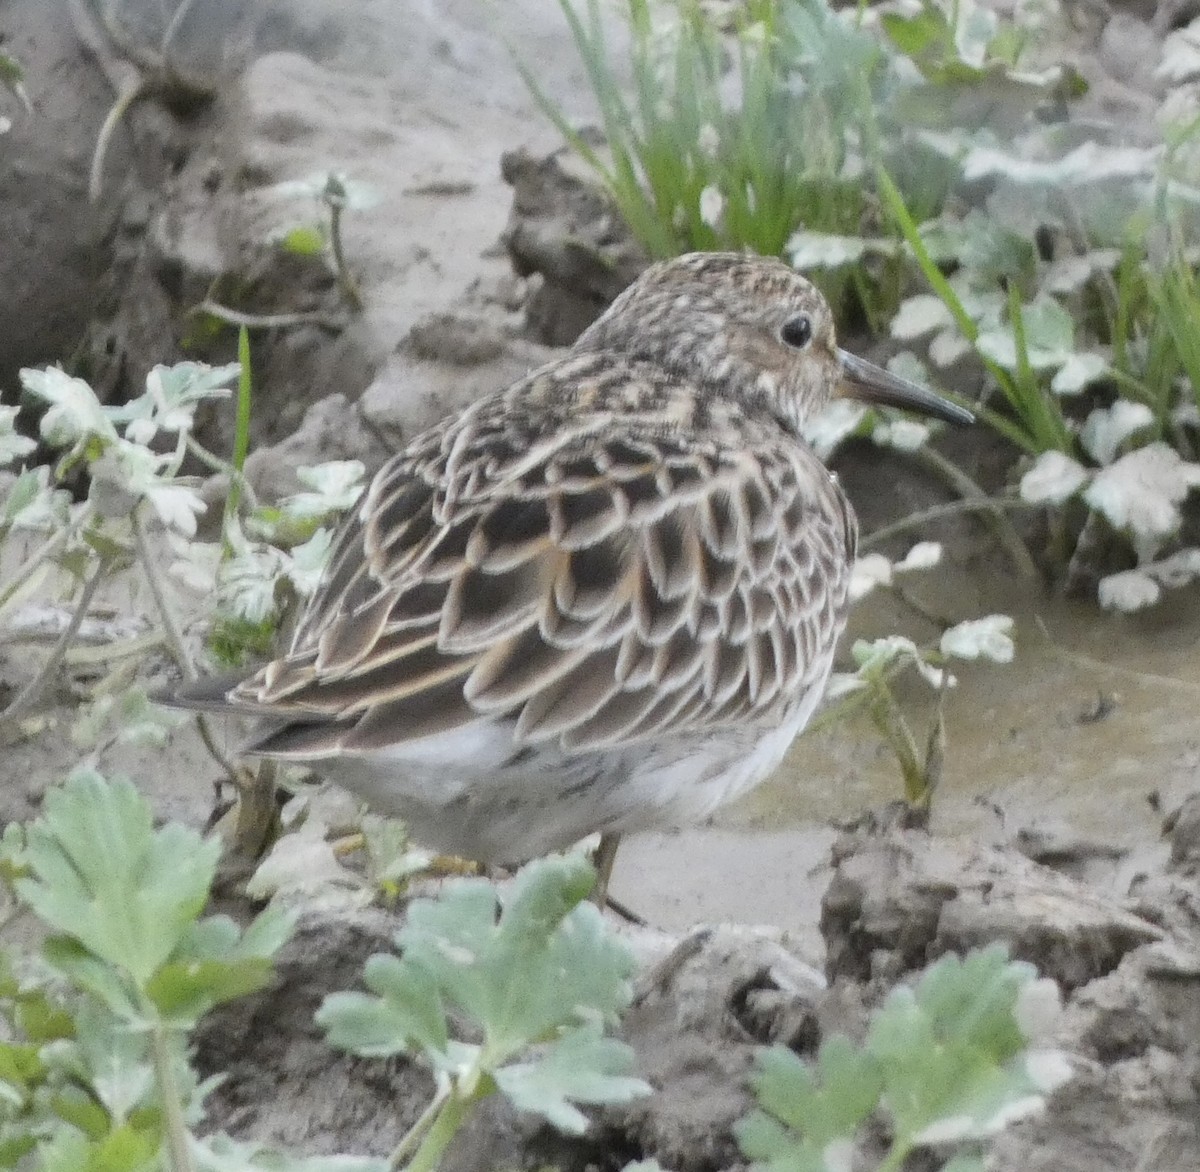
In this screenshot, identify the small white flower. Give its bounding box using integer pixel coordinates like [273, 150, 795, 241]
[0, 406, 35, 466]
[20, 366, 117, 450]
[1080, 400, 1153, 465]
[1019, 450, 1089, 506]
[283, 460, 366, 522]
[1052, 352, 1109, 397]
[125, 417, 159, 446]
[802, 400, 868, 460]
[91, 440, 206, 536]
[788, 232, 872, 270]
[873, 418, 930, 452]
[697, 122, 720, 158]
[1146, 547, 1200, 587]
[894, 541, 942, 572]
[286, 528, 335, 597]
[850, 552, 892, 599]
[1084, 442, 1200, 549]
[852, 634, 918, 671]
[890, 294, 953, 341]
[929, 329, 973, 368]
[940, 614, 1015, 663]
[1098, 568, 1160, 612]
[698, 185, 725, 229]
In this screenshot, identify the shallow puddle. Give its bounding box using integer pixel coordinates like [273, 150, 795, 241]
[615, 574, 1200, 940]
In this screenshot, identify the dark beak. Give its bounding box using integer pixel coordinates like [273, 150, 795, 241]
[838, 349, 974, 425]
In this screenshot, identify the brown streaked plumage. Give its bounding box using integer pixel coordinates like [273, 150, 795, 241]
[168, 252, 970, 895]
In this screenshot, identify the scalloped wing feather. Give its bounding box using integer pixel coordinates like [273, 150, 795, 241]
[224, 368, 855, 761]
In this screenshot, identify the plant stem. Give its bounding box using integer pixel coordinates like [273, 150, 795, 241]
[89, 79, 148, 201]
[387, 1081, 450, 1169]
[0, 553, 107, 727]
[190, 300, 344, 331]
[913, 445, 1040, 580]
[0, 505, 95, 614]
[150, 1020, 196, 1172]
[132, 508, 241, 784]
[861, 496, 1036, 550]
[397, 1085, 475, 1172]
[866, 675, 928, 807]
[329, 203, 364, 311]
[133, 509, 192, 680]
[225, 327, 254, 525]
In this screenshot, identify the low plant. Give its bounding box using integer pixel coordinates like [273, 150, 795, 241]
[1, 353, 365, 858]
[262, 171, 382, 312]
[0, 768, 303, 1170]
[0, 768, 654, 1171]
[880, 173, 1200, 607]
[318, 853, 650, 1171]
[516, 0, 1078, 325]
[815, 538, 1016, 808]
[737, 945, 1071, 1172]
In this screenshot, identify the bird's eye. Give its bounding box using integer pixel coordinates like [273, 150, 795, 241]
[780, 314, 813, 349]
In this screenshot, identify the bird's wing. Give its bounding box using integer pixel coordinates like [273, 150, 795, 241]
[214, 394, 855, 759]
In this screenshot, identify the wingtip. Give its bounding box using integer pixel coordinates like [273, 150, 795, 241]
[151, 669, 252, 715]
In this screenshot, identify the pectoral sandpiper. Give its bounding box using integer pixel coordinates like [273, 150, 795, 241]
[169, 252, 971, 902]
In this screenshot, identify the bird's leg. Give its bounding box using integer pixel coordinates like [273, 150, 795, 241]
[592, 832, 621, 909]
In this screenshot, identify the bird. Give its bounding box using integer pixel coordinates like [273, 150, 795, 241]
[167, 251, 972, 905]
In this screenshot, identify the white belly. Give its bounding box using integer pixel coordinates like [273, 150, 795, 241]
[287, 679, 825, 865]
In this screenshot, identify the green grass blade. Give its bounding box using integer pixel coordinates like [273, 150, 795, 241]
[876, 167, 1037, 454]
[223, 327, 253, 532]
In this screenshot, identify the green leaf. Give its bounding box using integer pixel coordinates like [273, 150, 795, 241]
[881, 9, 951, 61]
[397, 855, 634, 1055]
[738, 948, 1069, 1167]
[493, 1024, 649, 1133]
[318, 954, 450, 1060]
[41, 937, 143, 1021]
[37, 1121, 160, 1172]
[736, 1038, 883, 1168]
[868, 945, 1056, 1144]
[17, 772, 220, 989]
[147, 906, 294, 1025]
[280, 226, 326, 256]
[69, 1002, 154, 1123]
[0, 1039, 44, 1101]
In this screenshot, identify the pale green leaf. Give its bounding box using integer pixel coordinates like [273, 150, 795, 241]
[18, 772, 220, 988]
[1018, 451, 1089, 506]
[1051, 353, 1109, 396]
[20, 367, 118, 452]
[0, 406, 35, 466]
[939, 615, 1015, 663]
[1080, 401, 1153, 465]
[493, 1024, 650, 1132]
[1083, 443, 1200, 545]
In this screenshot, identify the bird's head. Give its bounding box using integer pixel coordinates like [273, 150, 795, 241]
[575, 251, 972, 433]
